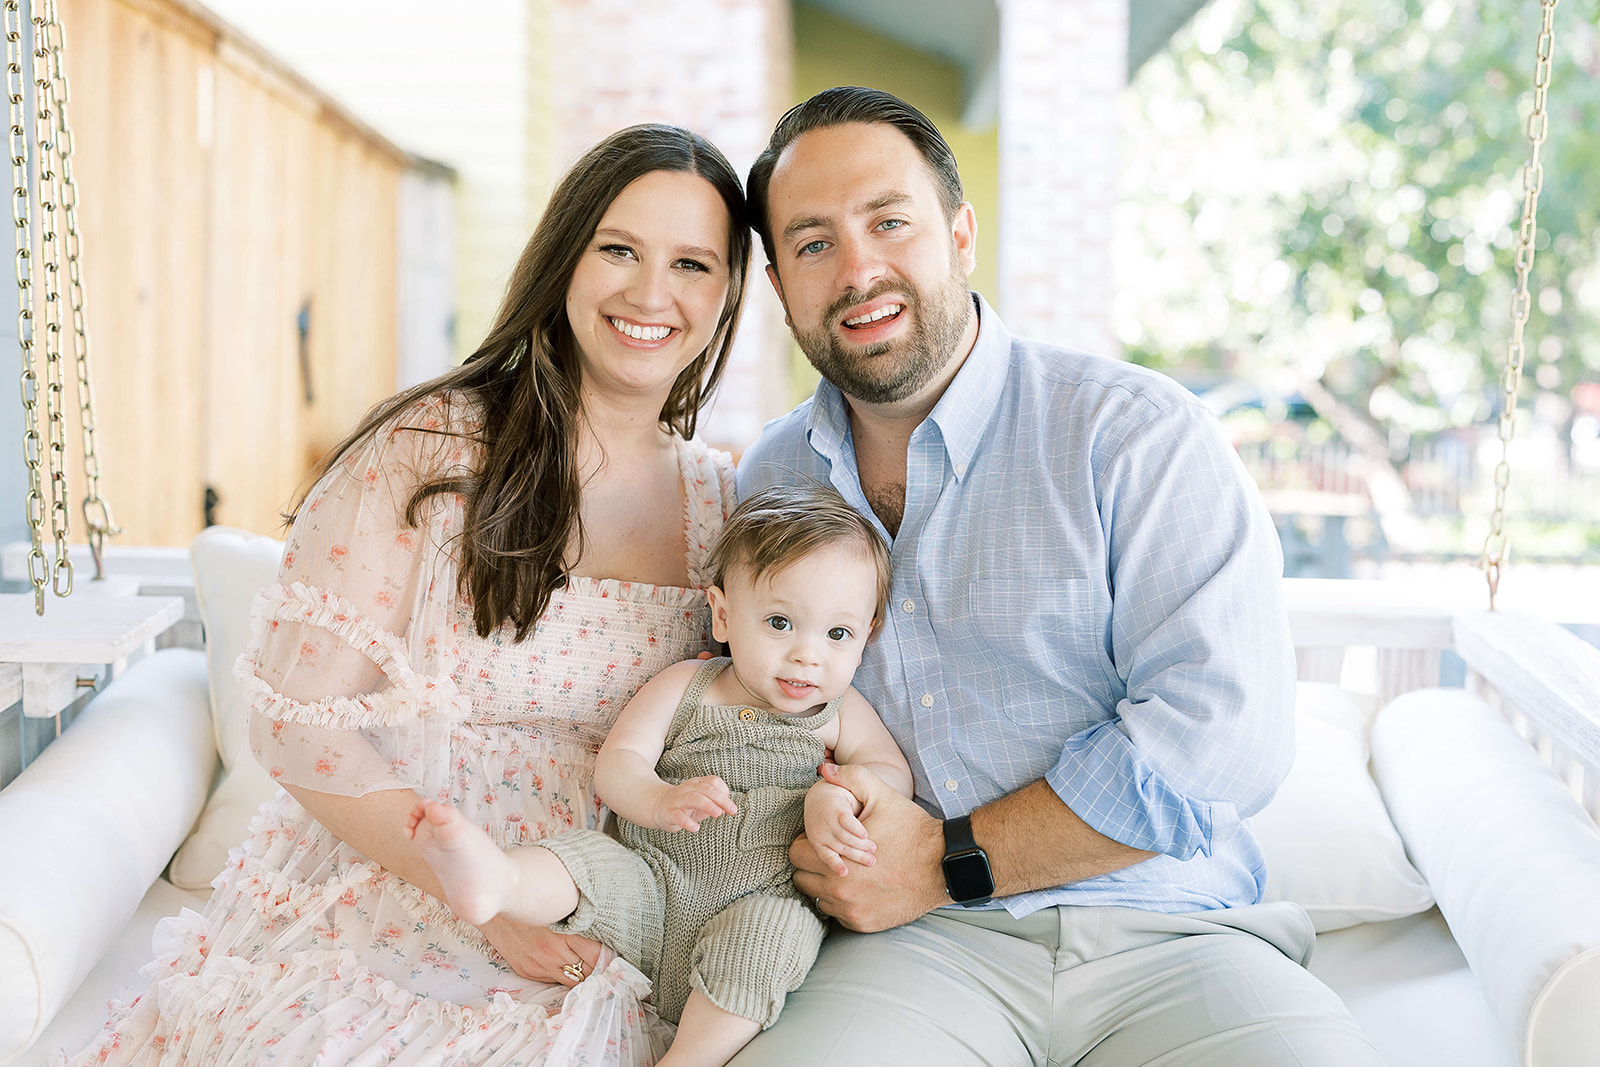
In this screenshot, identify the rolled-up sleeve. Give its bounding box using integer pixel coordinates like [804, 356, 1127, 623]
[1047, 399, 1296, 859]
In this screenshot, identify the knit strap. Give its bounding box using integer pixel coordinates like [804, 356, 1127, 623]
[664, 656, 732, 748]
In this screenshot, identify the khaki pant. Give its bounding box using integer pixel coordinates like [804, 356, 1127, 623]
[728, 901, 1384, 1066]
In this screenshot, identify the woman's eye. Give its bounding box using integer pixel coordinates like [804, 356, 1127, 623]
[828, 626, 853, 642]
[675, 258, 711, 273]
[600, 244, 637, 260]
[766, 615, 792, 632]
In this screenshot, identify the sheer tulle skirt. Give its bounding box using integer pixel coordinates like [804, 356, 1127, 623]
[58, 731, 673, 1067]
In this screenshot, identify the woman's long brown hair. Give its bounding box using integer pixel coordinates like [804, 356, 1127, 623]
[291, 124, 751, 640]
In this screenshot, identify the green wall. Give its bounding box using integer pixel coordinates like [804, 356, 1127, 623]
[786, 2, 1000, 400]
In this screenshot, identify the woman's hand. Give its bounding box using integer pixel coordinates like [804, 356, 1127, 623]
[478, 913, 604, 987]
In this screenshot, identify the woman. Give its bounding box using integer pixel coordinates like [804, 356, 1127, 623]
[65, 124, 750, 1066]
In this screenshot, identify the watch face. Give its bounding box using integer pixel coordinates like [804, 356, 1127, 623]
[942, 848, 994, 903]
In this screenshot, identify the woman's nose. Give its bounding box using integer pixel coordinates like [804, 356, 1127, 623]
[626, 265, 672, 312]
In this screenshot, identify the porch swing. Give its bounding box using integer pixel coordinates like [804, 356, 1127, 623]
[1274, 1, 1600, 1061]
[0, 0, 183, 728]
[0, 0, 1597, 1065]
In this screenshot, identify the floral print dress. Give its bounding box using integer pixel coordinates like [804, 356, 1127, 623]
[61, 396, 736, 1067]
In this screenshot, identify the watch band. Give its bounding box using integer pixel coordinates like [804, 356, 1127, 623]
[944, 812, 980, 854]
[941, 813, 994, 906]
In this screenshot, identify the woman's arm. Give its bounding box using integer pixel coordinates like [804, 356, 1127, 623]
[283, 781, 603, 985]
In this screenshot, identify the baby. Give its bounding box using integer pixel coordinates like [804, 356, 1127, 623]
[407, 483, 913, 1066]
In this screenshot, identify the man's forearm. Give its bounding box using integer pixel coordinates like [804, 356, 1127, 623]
[970, 779, 1155, 897]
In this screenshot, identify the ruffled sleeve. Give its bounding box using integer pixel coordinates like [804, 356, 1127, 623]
[241, 395, 476, 798]
[683, 437, 737, 591]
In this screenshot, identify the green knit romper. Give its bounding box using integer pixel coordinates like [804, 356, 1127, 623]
[541, 657, 833, 1027]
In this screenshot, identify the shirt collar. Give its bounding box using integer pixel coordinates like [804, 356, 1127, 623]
[804, 292, 1010, 481]
[927, 293, 1009, 480]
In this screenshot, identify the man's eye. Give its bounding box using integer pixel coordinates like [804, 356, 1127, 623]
[877, 219, 905, 231]
[799, 240, 828, 256]
[828, 626, 853, 642]
[766, 615, 792, 632]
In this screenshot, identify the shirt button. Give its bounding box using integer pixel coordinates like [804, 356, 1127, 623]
[920, 693, 934, 707]
[945, 779, 959, 792]
[955, 463, 967, 477]
[902, 599, 916, 614]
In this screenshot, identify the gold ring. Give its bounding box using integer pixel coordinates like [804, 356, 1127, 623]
[562, 961, 586, 982]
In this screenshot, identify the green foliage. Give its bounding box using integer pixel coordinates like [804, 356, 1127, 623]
[1120, 0, 1600, 442]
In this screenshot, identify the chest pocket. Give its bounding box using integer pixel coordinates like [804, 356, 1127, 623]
[736, 784, 808, 851]
[955, 576, 1108, 720]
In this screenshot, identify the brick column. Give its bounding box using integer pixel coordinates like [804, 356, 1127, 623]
[530, 0, 792, 452]
[997, 0, 1127, 357]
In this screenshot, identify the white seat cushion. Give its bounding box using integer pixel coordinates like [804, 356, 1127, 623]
[1311, 909, 1514, 1067]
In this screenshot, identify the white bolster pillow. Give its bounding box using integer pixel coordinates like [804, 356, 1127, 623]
[0, 648, 215, 1063]
[1371, 688, 1600, 1067]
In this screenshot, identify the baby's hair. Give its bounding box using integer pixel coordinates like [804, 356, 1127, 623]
[708, 483, 892, 624]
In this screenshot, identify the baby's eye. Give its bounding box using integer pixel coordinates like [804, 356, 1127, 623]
[765, 615, 792, 632]
[828, 626, 853, 642]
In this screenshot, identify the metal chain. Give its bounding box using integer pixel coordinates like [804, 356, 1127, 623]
[1480, 0, 1559, 610]
[31, 0, 70, 597]
[41, 0, 114, 577]
[6, 0, 45, 614]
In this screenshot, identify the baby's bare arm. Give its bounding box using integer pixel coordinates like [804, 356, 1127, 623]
[829, 688, 913, 798]
[596, 660, 738, 831]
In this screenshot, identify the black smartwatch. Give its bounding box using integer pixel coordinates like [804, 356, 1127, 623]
[941, 813, 994, 907]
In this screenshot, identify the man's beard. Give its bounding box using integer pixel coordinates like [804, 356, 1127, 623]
[792, 256, 972, 406]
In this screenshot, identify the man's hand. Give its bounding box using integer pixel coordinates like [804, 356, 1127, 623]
[803, 777, 876, 876]
[478, 914, 603, 987]
[792, 763, 947, 932]
[652, 774, 737, 832]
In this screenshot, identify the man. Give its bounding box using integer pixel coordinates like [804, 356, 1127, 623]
[731, 87, 1381, 1065]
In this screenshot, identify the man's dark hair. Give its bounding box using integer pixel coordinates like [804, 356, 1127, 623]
[747, 86, 964, 265]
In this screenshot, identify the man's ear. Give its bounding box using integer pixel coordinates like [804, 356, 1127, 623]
[708, 585, 731, 642]
[765, 264, 793, 328]
[951, 201, 978, 277]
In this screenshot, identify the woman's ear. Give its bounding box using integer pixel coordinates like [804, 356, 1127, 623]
[707, 585, 730, 642]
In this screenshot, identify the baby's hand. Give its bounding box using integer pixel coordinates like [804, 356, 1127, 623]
[804, 779, 876, 876]
[653, 775, 737, 832]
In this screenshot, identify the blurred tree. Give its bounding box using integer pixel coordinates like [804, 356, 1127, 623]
[1118, 0, 1600, 471]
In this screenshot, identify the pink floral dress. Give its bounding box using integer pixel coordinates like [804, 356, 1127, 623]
[62, 395, 736, 1067]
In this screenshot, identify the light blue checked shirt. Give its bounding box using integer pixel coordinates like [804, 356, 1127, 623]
[738, 295, 1297, 916]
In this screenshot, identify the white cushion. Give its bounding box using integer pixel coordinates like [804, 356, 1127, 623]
[1372, 688, 1600, 1067]
[0, 649, 214, 1063]
[167, 526, 285, 891]
[1250, 682, 1433, 931]
[1311, 909, 1514, 1067]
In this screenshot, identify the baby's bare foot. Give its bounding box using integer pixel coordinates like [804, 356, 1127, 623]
[410, 800, 513, 925]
